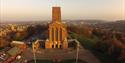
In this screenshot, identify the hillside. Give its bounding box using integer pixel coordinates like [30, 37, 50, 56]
[93, 20, 125, 34]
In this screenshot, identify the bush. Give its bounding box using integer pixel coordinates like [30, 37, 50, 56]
[0, 47, 4, 50]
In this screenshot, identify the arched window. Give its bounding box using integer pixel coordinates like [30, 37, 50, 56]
[52, 28, 54, 41]
[56, 28, 58, 41]
[60, 28, 62, 42]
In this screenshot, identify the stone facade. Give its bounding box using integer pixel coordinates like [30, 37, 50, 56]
[45, 7, 68, 49]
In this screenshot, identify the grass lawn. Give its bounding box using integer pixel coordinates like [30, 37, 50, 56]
[28, 59, 87, 63]
[28, 60, 53, 63]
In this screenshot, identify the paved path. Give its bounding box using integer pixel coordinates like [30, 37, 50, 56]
[23, 46, 101, 63]
[22, 39, 101, 63]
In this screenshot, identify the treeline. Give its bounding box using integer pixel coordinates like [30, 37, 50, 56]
[0, 24, 48, 48]
[68, 24, 125, 63]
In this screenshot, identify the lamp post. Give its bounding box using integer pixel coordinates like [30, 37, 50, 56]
[75, 39, 80, 63]
[33, 51, 37, 63]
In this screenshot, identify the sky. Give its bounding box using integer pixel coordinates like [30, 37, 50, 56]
[0, 0, 125, 22]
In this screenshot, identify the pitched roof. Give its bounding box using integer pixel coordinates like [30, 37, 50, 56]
[7, 47, 21, 56]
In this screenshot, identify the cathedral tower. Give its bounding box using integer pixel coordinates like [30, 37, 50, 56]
[52, 7, 61, 22]
[45, 7, 68, 49]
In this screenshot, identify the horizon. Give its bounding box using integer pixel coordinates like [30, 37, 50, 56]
[0, 19, 125, 23]
[0, 0, 125, 22]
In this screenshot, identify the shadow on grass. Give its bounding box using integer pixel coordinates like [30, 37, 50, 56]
[28, 60, 53, 63]
[60, 59, 87, 63]
[28, 59, 87, 63]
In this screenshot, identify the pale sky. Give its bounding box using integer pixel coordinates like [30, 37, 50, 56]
[0, 0, 125, 22]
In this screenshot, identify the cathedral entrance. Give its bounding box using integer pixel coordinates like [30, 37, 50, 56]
[52, 45, 59, 48]
[56, 45, 58, 48]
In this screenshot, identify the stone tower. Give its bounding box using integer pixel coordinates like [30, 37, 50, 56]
[45, 7, 68, 49]
[52, 7, 61, 22]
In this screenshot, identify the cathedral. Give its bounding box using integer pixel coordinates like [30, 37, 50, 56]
[45, 7, 68, 49]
